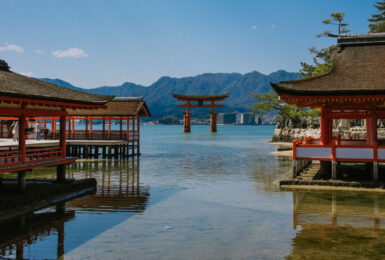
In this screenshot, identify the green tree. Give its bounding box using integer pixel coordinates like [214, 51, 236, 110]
[299, 12, 349, 79]
[248, 91, 320, 125]
[248, 91, 280, 122]
[369, 1, 385, 32]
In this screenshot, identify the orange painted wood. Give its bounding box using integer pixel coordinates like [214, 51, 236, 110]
[108, 116, 111, 140]
[90, 116, 93, 140]
[19, 113, 26, 163]
[120, 118, 122, 139]
[178, 104, 223, 108]
[0, 96, 106, 109]
[60, 115, 66, 156]
[126, 116, 130, 141]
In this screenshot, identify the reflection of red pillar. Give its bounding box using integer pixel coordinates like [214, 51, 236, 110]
[210, 113, 217, 132]
[16, 240, 24, 260]
[57, 221, 65, 259]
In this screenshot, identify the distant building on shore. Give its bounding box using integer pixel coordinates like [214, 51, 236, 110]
[236, 113, 257, 125]
[217, 113, 237, 124]
[217, 112, 258, 125]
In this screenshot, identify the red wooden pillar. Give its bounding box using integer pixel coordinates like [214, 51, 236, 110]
[68, 117, 71, 139]
[137, 116, 140, 142]
[102, 116, 106, 139]
[43, 117, 47, 128]
[184, 101, 191, 133]
[120, 117, 122, 139]
[60, 115, 66, 157]
[126, 116, 129, 141]
[320, 106, 331, 145]
[108, 116, 111, 140]
[85, 116, 89, 140]
[71, 117, 75, 139]
[90, 116, 93, 140]
[19, 113, 26, 163]
[52, 117, 56, 139]
[367, 111, 377, 145]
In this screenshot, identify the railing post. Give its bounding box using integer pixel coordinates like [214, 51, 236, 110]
[19, 112, 26, 163]
[292, 140, 297, 178]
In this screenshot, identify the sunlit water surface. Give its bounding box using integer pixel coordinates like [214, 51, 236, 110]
[1, 125, 385, 259]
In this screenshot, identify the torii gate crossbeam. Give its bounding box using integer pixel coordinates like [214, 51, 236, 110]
[173, 93, 230, 132]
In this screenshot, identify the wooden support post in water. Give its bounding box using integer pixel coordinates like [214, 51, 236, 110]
[57, 164, 66, 183]
[17, 171, 26, 191]
[184, 112, 191, 133]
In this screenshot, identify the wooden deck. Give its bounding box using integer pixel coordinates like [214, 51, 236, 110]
[0, 157, 76, 174]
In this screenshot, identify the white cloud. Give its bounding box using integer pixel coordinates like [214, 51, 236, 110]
[34, 49, 44, 54]
[251, 25, 258, 30]
[52, 47, 88, 58]
[20, 71, 34, 77]
[0, 43, 24, 52]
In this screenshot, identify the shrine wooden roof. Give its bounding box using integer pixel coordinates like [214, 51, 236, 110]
[67, 97, 151, 117]
[272, 33, 385, 97]
[172, 93, 230, 101]
[0, 69, 114, 106]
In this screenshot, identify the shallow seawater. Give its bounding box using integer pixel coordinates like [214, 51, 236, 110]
[1, 125, 385, 259]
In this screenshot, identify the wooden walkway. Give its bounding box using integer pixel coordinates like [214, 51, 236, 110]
[0, 139, 140, 159]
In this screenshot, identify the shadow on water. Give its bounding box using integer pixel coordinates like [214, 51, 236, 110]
[287, 189, 385, 259]
[0, 202, 71, 260]
[0, 159, 180, 259]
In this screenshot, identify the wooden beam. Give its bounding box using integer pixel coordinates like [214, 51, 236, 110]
[0, 107, 68, 117]
[178, 104, 223, 108]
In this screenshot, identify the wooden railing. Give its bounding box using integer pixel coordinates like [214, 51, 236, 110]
[292, 137, 385, 163]
[0, 147, 62, 167]
[65, 130, 139, 141]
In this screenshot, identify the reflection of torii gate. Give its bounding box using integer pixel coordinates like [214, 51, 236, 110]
[173, 93, 229, 132]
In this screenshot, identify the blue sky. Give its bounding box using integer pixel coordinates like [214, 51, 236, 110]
[0, 0, 377, 88]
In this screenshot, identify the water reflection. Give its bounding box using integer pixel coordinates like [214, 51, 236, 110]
[67, 159, 150, 213]
[0, 202, 71, 260]
[289, 190, 385, 258]
[0, 159, 152, 259]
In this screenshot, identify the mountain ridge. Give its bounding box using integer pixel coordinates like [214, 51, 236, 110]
[38, 70, 299, 118]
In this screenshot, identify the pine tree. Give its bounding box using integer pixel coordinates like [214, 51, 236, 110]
[369, 1, 385, 32]
[317, 12, 350, 37]
[299, 12, 349, 79]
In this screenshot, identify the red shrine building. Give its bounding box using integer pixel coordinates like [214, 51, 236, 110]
[272, 33, 385, 181]
[0, 60, 113, 189]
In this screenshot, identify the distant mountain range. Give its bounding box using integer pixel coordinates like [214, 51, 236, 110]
[39, 70, 298, 119]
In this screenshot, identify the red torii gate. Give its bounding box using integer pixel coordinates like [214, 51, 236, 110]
[173, 93, 229, 132]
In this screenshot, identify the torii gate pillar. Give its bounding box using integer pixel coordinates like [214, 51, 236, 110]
[184, 112, 191, 132]
[210, 112, 217, 132]
[173, 93, 229, 133]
